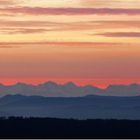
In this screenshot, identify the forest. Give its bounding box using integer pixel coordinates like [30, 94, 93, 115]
[0, 117, 140, 138]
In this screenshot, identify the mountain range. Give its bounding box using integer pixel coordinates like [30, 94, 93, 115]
[0, 81, 140, 97]
[0, 94, 140, 119]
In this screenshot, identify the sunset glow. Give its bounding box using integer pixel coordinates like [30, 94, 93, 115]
[0, 0, 140, 87]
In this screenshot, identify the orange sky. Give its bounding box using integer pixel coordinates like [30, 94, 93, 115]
[0, 0, 140, 88]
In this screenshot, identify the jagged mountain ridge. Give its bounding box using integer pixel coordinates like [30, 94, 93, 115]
[0, 82, 140, 97]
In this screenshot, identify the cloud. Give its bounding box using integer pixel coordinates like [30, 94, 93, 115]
[0, 0, 15, 5]
[80, 0, 140, 8]
[54, 21, 140, 31]
[98, 32, 140, 37]
[0, 27, 53, 34]
[0, 41, 138, 49]
[0, 20, 59, 27]
[0, 20, 140, 35]
[0, 0, 19, 7]
[0, 7, 140, 16]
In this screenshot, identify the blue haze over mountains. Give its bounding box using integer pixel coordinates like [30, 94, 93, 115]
[0, 82, 140, 119]
[0, 94, 140, 119]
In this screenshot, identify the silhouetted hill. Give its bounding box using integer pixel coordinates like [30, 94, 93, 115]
[0, 82, 140, 97]
[1, 94, 140, 119]
[0, 117, 140, 138]
[0, 81, 102, 97]
[105, 83, 140, 96]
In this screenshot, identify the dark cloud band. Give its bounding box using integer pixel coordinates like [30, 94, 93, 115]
[0, 7, 140, 16]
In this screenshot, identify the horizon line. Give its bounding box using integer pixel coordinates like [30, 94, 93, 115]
[0, 81, 139, 89]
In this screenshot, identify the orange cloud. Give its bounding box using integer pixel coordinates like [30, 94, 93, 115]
[0, 41, 134, 48]
[0, 20, 140, 35]
[80, 0, 140, 8]
[98, 32, 140, 37]
[0, 27, 53, 34]
[0, 0, 16, 6]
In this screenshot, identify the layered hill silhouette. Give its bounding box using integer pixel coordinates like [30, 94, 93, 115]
[1, 94, 140, 119]
[0, 81, 140, 97]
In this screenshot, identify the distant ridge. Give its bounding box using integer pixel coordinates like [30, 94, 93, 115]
[0, 81, 140, 97]
[1, 94, 140, 119]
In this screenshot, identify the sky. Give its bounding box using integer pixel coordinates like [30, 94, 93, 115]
[0, 0, 140, 88]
